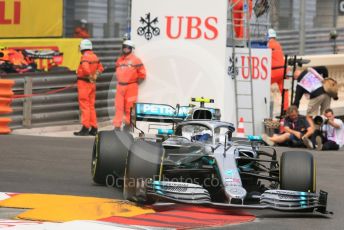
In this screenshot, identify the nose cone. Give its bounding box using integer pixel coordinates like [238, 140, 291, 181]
[226, 186, 247, 201]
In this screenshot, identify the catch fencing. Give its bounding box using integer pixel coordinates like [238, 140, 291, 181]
[0, 69, 116, 129]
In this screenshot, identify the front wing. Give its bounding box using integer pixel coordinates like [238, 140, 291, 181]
[146, 181, 331, 214]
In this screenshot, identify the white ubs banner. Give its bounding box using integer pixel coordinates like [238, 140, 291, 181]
[226, 47, 271, 135]
[131, 0, 228, 119]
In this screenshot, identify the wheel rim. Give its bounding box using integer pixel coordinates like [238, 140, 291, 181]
[91, 134, 99, 178]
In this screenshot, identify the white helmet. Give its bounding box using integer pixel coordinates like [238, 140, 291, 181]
[80, 19, 87, 24]
[268, 29, 277, 38]
[123, 40, 135, 49]
[80, 39, 92, 51]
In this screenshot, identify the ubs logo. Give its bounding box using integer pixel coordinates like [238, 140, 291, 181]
[137, 13, 160, 40]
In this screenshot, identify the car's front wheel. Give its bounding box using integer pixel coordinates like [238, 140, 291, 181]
[123, 140, 164, 204]
[92, 130, 133, 185]
[280, 151, 316, 193]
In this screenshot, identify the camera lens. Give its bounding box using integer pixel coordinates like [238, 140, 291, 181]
[313, 116, 323, 125]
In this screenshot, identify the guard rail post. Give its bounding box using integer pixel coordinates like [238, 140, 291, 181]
[0, 79, 15, 134]
[23, 77, 33, 128]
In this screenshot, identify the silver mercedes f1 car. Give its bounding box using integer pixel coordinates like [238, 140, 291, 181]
[91, 98, 330, 214]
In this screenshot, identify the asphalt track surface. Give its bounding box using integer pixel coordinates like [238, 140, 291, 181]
[0, 134, 343, 229]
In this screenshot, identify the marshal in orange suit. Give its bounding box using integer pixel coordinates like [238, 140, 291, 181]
[113, 40, 146, 131]
[74, 39, 104, 136]
[267, 29, 289, 110]
[230, 0, 253, 39]
[73, 19, 90, 39]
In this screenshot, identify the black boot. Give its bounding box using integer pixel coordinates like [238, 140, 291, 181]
[73, 126, 89, 136]
[114, 127, 121, 131]
[89, 127, 98, 136]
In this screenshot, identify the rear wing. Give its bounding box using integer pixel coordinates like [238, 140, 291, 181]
[131, 103, 220, 125]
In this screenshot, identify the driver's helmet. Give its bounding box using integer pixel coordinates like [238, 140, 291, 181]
[191, 130, 212, 142]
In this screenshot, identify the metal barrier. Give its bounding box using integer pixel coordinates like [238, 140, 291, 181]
[91, 38, 122, 68]
[278, 27, 344, 55]
[1, 69, 116, 129]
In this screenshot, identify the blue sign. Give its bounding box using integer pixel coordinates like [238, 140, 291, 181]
[135, 103, 218, 120]
[136, 104, 176, 116]
[135, 103, 191, 118]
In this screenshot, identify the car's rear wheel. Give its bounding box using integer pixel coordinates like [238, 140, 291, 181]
[123, 140, 164, 204]
[92, 130, 133, 185]
[280, 151, 316, 192]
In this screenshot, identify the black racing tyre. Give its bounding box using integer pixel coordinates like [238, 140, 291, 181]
[92, 130, 133, 185]
[123, 140, 163, 204]
[280, 151, 316, 193]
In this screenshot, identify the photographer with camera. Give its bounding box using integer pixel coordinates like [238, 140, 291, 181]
[312, 108, 344, 151]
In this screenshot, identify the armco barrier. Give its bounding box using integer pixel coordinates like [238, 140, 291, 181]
[0, 69, 116, 129]
[0, 79, 15, 134]
[91, 38, 122, 68]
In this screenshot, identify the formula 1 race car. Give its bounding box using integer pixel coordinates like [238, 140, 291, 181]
[91, 98, 330, 214]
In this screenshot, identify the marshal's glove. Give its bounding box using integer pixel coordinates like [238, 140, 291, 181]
[89, 70, 100, 83]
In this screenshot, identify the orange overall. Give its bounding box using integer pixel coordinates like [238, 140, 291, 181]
[268, 38, 289, 110]
[113, 53, 146, 128]
[76, 50, 104, 128]
[73, 27, 90, 39]
[231, 0, 253, 39]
